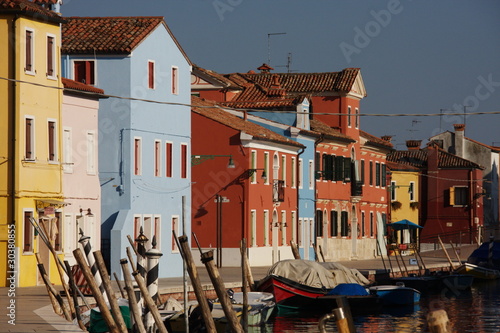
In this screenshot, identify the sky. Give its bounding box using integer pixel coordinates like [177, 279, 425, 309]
[62, 0, 500, 150]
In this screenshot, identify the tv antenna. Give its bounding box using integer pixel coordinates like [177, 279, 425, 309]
[267, 32, 286, 66]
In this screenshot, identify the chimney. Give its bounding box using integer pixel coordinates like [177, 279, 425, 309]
[453, 124, 465, 158]
[406, 140, 422, 150]
[381, 135, 393, 143]
[257, 63, 274, 73]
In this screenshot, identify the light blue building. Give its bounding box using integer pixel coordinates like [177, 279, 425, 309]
[62, 17, 192, 278]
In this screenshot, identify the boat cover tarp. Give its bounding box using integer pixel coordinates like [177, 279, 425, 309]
[267, 260, 369, 289]
[327, 283, 369, 296]
[467, 241, 500, 270]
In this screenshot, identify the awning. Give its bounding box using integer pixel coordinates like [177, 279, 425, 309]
[388, 219, 423, 230]
[36, 199, 71, 209]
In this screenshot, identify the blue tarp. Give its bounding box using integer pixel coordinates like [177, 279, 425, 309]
[327, 283, 369, 296]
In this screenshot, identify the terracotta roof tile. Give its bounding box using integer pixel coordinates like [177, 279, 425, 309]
[386, 160, 420, 171]
[0, 0, 64, 21]
[360, 130, 394, 149]
[62, 16, 165, 54]
[62, 77, 105, 95]
[310, 119, 355, 143]
[193, 66, 242, 89]
[388, 148, 483, 170]
[192, 97, 304, 149]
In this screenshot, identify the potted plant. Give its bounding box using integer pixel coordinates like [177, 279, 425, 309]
[410, 201, 419, 210]
[391, 201, 402, 210]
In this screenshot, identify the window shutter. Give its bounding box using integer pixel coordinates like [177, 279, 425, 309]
[47, 36, 54, 76]
[449, 186, 455, 206]
[381, 164, 386, 187]
[343, 157, 351, 182]
[26, 30, 32, 72]
[335, 156, 343, 181]
[315, 152, 321, 180]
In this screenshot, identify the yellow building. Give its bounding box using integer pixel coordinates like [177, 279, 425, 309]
[387, 161, 421, 252]
[0, 1, 66, 287]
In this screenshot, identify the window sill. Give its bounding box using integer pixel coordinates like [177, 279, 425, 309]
[46, 75, 57, 81]
[25, 70, 36, 76]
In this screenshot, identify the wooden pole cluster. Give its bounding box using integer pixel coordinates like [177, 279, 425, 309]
[290, 240, 301, 259]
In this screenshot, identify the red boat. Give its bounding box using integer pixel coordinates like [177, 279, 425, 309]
[256, 260, 380, 313]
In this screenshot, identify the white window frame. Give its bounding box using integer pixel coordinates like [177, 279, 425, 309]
[298, 158, 303, 189]
[72, 59, 96, 85]
[25, 28, 35, 75]
[308, 160, 314, 189]
[134, 137, 142, 176]
[251, 150, 257, 183]
[251, 210, 257, 247]
[281, 155, 286, 186]
[143, 215, 153, 249]
[171, 66, 179, 95]
[264, 152, 270, 185]
[291, 211, 297, 244]
[22, 209, 35, 254]
[180, 143, 188, 179]
[148, 60, 155, 89]
[171, 215, 180, 253]
[25, 115, 35, 161]
[87, 131, 96, 175]
[281, 211, 287, 246]
[154, 140, 161, 177]
[355, 107, 359, 129]
[347, 105, 352, 127]
[391, 181, 397, 201]
[409, 181, 415, 202]
[62, 127, 73, 173]
[47, 118, 58, 163]
[263, 210, 269, 246]
[46, 33, 57, 80]
[153, 215, 161, 250]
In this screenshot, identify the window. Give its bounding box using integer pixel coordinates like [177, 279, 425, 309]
[370, 212, 374, 237]
[315, 152, 321, 180]
[340, 211, 349, 237]
[64, 214, 75, 255]
[273, 180, 285, 202]
[281, 211, 287, 246]
[375, 162, 381, 186]
[148, 61, 155, 89]
[381, 163, 386, 187]
[23, 211, 34, 252]
[391, 181, 397, 201]
[54, 212, 62, 252]
[369, 161, 373, 186]
[315, 210, 323, 238]
[361, 211, 366, 237]
[25, 117, 34, 160]
[291, 157, 296, 188]
[343, 157, 351, 182]
[298, 218, 303, 247]
[154, 216, 161, 250]
[180, 143, 188, 178]
[171, 66, 178, 94]
[172, 216, 179, 252]
[143, 216, 153, 249]
[409, 182, 415, 201]
[87, 131, 96, 174]
[450, 186, 468, 206]
[264, 210, 269, 246]
[281, 155, 286, 184]
[330, 210, 338, 237]
[47, 35, 56, 78]
[74, 60, 95, 85]
[291, 211, 297, 243]
[154, 140, 161, 177]
[251, 210, 257, 247]
[348, 106, 352, 127]
[355, 108, 359, 128]
[251, 151, 257, 183]
[133, 216, 141, 246]
[165, 142, 172, 177]
[324, 154, 334, 181]
[264, 152, 269, 185]
[309, 160, 314, 189]
[134, 138, 142, 175]
[360, 160, 365, 185]
[25, 29, 34, 74]
[48, 120, 56, 162]
[298, 158, 303, 189]
[63, 128, 73, 173]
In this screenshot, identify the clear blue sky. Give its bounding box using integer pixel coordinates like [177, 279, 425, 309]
[63, 0, 500, 149]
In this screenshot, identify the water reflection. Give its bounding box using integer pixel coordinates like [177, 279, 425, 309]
[264, 279, 500, 332]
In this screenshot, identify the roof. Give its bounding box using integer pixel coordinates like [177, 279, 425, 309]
[309, 119, 355, 143]
[0, 0, 64, 22]
[386, 160, 420, 172]
[360, 130, 394, 150]
[62, 16, 192, 64]
[62, 77, 105, 95]
[192, 66, 241, 90]
[191, 96, 304, 149]
[388, 147, 483, 170]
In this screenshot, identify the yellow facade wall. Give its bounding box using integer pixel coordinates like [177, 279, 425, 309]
[0, 14, 65, 287]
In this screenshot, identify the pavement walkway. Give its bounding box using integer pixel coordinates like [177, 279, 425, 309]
[0, 244, 477, 332]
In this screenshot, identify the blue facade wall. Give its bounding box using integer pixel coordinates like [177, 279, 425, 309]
[63, 23, 191, 278]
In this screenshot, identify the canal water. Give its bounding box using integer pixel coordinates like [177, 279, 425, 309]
[263, 279, 500, 332]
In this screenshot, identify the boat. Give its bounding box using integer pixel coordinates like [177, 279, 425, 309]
[454, 263, 500, 280]
[163, 291, 275, 332]
[256, 260, 380, 314]
[369, 284, 421, 306]
[466, 240, 500, 270]
[439, 272, 474, 290]
[391, 274, 441, 293]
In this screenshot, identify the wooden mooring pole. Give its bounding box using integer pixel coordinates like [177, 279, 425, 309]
[73, 248, 119, 333]
[177, 234, 217, 333]
[120, 259, 146, 333]
[427, 309, 450, 333]
[201, 250, 244, 333]
[290, 240, 301, 259]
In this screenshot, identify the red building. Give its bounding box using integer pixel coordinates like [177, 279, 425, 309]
[191, 97, 304, 266]
[388, 140, 484, 245]
[191, 65, 393, 261]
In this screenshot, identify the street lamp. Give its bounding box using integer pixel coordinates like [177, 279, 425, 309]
[247, 168, 267, 180]
[191, 155, 235, 168]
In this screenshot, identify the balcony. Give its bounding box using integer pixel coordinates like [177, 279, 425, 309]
[273, 180, 285, 202]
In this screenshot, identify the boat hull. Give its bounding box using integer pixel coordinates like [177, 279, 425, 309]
[369, 285, 421, 305]
[391, 276, 441, 293]
[455, 263, 500, 280]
